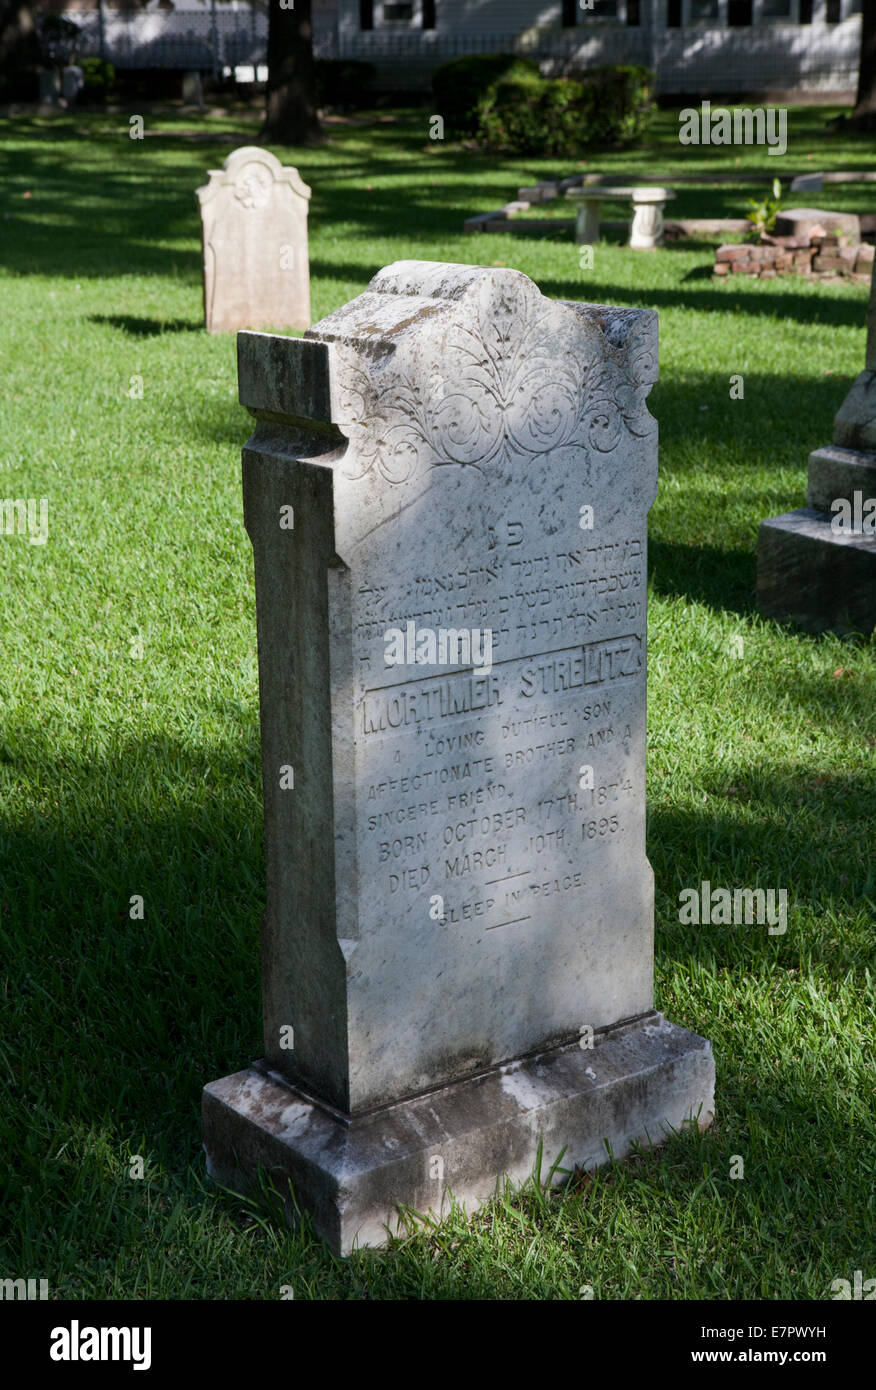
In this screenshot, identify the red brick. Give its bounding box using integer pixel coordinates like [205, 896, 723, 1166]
[713, 262, 730, 275]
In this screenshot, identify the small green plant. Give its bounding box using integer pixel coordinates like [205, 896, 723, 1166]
[79, 57, 115, 103]
[745, 178, 784, 240]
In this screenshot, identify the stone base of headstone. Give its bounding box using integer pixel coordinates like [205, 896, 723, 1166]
[203, 1011, 714, 1256]
[757, 348, 876, 634]
[757, 509, 876, 636]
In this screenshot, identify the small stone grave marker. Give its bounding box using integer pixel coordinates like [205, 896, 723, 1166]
[196, 145, 311, 335]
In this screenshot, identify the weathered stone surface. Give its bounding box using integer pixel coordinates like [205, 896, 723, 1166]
[566, 186, 674, 248]
[196, 146, 311, 334]
[834, 269, 876, 450]
[757, 271, 876, 636]
[789, 171, 824, 193]
[629, 188, 676, 250]
[239, 260, 662, 1113]
[203, 1012, 715, 1255]
[204, 259, 715, 1247]
[834, 372, 876, 451]
[757, 510, 876, 635]
[807, 445, 876, 513]
[775, 207, 861, 242]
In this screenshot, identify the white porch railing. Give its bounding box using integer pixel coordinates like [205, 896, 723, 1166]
[66, 11, 860, 94]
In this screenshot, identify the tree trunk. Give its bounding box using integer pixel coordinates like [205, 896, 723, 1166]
[853, 0, 876, 125]
[261, 0, 321, 146]
[0, 2, 39, 97]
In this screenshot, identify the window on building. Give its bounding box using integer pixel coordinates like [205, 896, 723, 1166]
[423, 0, 436, 26]
[591, 0, 619, 15]
[627, 0, 641, 23]
[667, 0, 682, 25]
[727, 0, 752, 24]
[689, 0, 719, 19]
[562, 0, 577, 24]
[360, 0, 374, 29]
[799, 0, 813, 21]
[383, 2, 414, 18]
[761, 0, 792, 17]
[825, 0, 841, 19]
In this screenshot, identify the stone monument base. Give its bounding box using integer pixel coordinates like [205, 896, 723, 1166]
[757, 445, 876, 635]
[203, 1012, 715, 1256]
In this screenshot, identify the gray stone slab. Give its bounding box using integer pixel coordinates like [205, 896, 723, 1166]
[807, 445, 876, 511]
[236, 261, 662, 1115]
[758, 259, 876, 637]
[775, 207, 861, 242]
[665, 218, 750, 236]
[789, 172, 824, 193]
[757, 509, 876, 635]
[834, 372, 876, 452]
[822, 171, 876, 184]
[463, 211, 507, 233]
[205, 259, 715, 1250]
[203, 1011, 715, 1255]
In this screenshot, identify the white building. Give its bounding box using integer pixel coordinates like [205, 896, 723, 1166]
[71, 0, 862, 96]
[334, 0, 862, 95]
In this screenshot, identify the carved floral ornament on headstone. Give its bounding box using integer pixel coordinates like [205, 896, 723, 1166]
[328, 271, 657, 497]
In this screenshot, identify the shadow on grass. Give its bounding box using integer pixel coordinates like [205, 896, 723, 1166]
[648, 537, 757, 617]
[537, 271, 869, 327]
[0, 689, 869, 1294]
[0, 705, 870, 1140]
[89, 313, 202, 336]
[0, 117, 870, 340]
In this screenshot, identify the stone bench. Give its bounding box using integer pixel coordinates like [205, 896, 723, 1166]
[565, 185, 676, 249]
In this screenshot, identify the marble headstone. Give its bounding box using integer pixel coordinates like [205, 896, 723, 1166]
[196, 146, 311, 335]
[203, 261, 715, 1253]
[758, 270, 876, 634]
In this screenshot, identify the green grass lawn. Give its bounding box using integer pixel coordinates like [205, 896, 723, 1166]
[0, 104, 873, 1301]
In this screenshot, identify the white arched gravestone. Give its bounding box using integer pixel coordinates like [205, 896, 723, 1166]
[203, 260, 715, 1253]
[196, 146, 311, 335]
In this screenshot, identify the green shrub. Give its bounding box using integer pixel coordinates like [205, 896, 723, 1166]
[582, 64, 654, 146]
[476, 64, 654, 157]
[79, 58, 115, 103]
[431, 54, 540, 135]
[313, 60, 376, 111]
